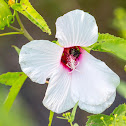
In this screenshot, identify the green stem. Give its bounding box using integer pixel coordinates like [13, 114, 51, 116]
[114, 114, 117, 126]
[48, 110, 54, 126]
[57, 117, 67, 120]
[70, 122, 74, 126]
[15, 11, 33, 41]
[102, 120, 107, 126]
[9, 25, 21, 32]
[0, 32, 23, 37]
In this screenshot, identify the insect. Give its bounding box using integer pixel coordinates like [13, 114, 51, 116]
[61, 47, 81, 73]
[69, 47, 81, 58]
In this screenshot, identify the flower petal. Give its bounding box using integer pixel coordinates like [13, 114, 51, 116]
[55, 9, 98, 47]
[43, 65, 75, 113]
[71, 51, 120, 114]
[19, 40, 63, 84]
[79, 91, 116, 114]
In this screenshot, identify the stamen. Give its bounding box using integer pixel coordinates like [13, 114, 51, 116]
[66, 61, 80, 73]
[61, 46, 82, 72]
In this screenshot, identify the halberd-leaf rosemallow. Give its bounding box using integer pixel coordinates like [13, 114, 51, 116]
[19, 10, 120, 114]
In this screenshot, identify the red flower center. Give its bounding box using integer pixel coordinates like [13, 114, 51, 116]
[61, 46, 82, 72]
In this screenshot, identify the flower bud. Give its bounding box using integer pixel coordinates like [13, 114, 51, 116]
[100, 116, 104, 120]
[8, 0, 15, 6]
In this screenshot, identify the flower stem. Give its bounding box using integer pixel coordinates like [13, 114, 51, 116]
[9, 25, 21, 32]
[15, 11, 33, 41]
[0, 32, 23, 37]
[70, 122, 74, 126]
[48, 110, 54, 126]
[102, 120, 107, 126]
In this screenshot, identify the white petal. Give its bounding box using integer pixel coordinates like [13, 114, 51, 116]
[43, 65, 75, 113]
[55, 9, 98, 47]
[19, 40, 63, 84]
[79, 91, 116, 114]
[71, 51, 120, 114]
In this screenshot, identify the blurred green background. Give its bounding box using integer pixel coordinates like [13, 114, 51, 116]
[0, 0, 126, 125]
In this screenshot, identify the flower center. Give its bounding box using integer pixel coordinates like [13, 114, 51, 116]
[61, 46, 82, 72]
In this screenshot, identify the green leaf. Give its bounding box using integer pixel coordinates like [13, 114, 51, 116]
[71, 102, 78, 122]
[1, 72, 27, 112]
[111, 104, 126, 126]
[86, 114, 112, 126]
[0, 72, 24, 86]
[0, 0, 13, 30]
[86, 104, 126, 126]
[89, 33, 126, 61]
[11, 0, 51, 35]
[48, 110, 54, 126]
[117, 80, 126, 98]
[12, 45, 20, 55]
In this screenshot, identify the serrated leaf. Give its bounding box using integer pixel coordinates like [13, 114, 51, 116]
[1, 72, 27, 112]
[89, 33, 126, 61]
[0, 72, 25, 86]
[117, 80, 126, 98]
[86, 114, 112, 126]
[111, 104, 126, 126]
[71, 102, 78, 122]
[112, 104, 126, 116]
[86, 104, 126, 126]
[48, 110, 54, 126]
[11, 0, 51, 35]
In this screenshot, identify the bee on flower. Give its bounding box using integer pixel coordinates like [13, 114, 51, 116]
[19, 10, 120, 114]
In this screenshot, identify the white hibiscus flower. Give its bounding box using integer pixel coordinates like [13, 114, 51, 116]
[19, 10, 120, 114]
